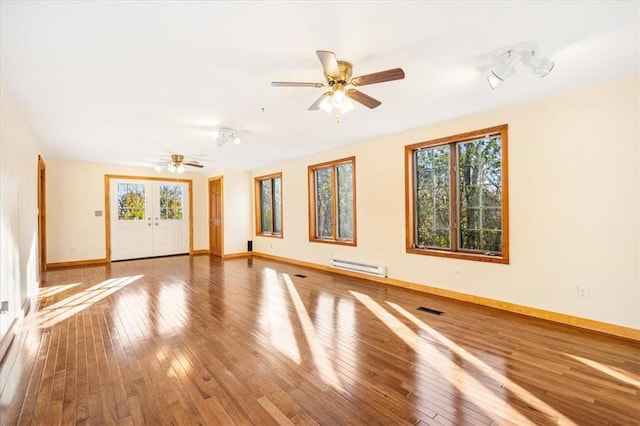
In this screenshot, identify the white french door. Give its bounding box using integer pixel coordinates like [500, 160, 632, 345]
[110, 179, 190, 261]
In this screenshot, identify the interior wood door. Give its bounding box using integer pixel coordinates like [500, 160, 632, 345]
[110, 179, 189, 261]
[208, 177, 223, 257]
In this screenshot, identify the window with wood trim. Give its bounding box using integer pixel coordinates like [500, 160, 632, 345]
[255, 172, 282, 237]
[405, 124, 509, 263]
[308, 156, 356, 245]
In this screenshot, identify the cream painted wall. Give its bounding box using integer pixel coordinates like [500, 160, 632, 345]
[251, 75, 640, 329]
[221, 169, 252, 255]
[46, 159, 209, 263]
[0, 80, 41, 343]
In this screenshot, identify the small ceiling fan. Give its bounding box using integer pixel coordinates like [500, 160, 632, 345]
[154, 154, 204, 174]
[272, 50, 405, 119]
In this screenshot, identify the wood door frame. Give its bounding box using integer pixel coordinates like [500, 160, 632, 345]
[208, 176, 224, 256]
[38, 155, 46, 273]
[104, 174, 194, 262]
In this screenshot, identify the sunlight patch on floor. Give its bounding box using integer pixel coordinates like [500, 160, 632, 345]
[351, 290, 540, 425]
[283, 273, 344, 392]
[38, 282, 81, 298]
[565, 353, 640, 389]
[386, 301, 579, 426]
[263, 268, 301, 364]
[33, 275, 143, 328]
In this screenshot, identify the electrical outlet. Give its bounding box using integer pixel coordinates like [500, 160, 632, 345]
[453, 267, 461, 278]
[0, 301, 8, 314]
[577, 285, 590, 299]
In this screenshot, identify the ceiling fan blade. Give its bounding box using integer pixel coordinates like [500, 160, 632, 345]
[351, 68, 405, 86]
[272, 81, 325, 88]
[316, 50, 340, 78]
[346, 89, 382, 109]
[183, 161, 204, 168]
[308, 92, 331, 111]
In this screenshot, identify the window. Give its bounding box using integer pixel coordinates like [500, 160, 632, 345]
[159, 185, 183, 220]
[308, 157, 356, 245]
[117, 183, 145, 220]
[405, 124, 508, 263]
[255, 172, 282, 237]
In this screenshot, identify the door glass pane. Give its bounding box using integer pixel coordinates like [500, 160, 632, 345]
[414, 146, 450, 248]
[159, 185, 183, 220]
[336, 163, 353, 240]
[315, 167, 334, 239]
[118, 183, 145, 220]
[273, 177, 282, 234]
[260, 179, 273, 233]
[458, 136, 502, 253]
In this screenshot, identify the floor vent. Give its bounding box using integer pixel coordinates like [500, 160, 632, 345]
[294, 274, 307, 278]
[417, 306, 444, 316]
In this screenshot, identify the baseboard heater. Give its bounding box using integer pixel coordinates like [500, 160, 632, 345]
[331, 258, 386, 278]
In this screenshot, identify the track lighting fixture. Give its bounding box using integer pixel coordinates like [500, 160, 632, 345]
[487, 42, 554, 89]
[210, 128, 241, 147]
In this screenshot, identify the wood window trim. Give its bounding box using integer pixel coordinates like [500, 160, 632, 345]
[254, 172, 283, 238]
[308, 156, 357, 246]
[405, 124, 509, 264]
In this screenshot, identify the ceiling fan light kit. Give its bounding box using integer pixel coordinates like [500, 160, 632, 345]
[211, 127, 241, 147]
[154, 154, 204, 173]
[272, 50, 405, 122]
[487, 42, 554, 89]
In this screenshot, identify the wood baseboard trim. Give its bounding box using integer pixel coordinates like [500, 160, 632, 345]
[223, 252, 252, 259]
[191, 249, 210, 256]
[46, 258, 108, 269]
[252, 252, 639, 342]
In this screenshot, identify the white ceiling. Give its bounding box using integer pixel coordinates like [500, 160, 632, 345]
[1, 1, 638, 173]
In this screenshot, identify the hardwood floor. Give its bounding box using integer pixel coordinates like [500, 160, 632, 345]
[2, 255, 639, 425]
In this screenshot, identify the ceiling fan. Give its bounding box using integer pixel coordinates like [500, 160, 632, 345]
[272, 50, 405, 120]
[154, 154, 204, 174]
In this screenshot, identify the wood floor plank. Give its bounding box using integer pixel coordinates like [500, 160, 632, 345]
[3, 255, 639, 425]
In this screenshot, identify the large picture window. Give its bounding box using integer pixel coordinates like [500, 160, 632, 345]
[405, 125, 508, 263]
[255, 173, 282, 237]
[308, 157, 356, 245]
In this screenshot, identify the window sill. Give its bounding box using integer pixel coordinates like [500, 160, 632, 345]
[309, 238, 357, 247]
[256, 233, 283, 239]
[406, 247, 509, 264]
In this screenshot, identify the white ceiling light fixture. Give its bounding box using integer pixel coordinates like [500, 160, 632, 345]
[318, 87, 355, 123]
[210, 127, 241, 147]
[487, 42, 554, 90]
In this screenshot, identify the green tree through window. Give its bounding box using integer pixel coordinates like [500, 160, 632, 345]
[159, 185, 183, 220]
[308, 157, 356, 245]
[118, 183, 145, 220]
[255, 173, 282, 237]
[406, 125, 508, 263]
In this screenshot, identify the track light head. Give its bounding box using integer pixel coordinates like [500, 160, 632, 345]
[523, 49, 555, 78]
[211, 128, 241, 147]
[487, 42, 554, 89]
